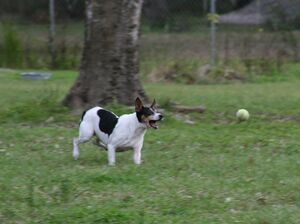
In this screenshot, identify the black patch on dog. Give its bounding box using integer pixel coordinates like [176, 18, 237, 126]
[136, 107, 154, 122]
[97, 109, 118, 135]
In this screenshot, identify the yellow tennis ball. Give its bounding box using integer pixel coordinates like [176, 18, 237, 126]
[236, 109, 249, 121]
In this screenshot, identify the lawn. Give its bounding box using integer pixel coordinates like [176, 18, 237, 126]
[1, 65, 300, 223]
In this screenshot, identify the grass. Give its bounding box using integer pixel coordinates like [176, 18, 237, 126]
[1, 65, 300, 223]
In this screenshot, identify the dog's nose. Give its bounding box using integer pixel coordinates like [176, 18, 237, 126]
[159, 114, 164, 120]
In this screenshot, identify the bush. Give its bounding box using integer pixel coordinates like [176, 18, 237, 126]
[0, 23, 23, 67]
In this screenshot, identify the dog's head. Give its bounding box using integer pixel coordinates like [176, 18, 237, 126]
[135, 97, 163, 129]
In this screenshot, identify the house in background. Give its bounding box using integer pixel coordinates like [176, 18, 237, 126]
[219, 0, 300, 25]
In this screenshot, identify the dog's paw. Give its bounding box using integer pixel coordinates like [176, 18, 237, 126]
[134, 160, 143, 165]
[73, 151, 79, 160]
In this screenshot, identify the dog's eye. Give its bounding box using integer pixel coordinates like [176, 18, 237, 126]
[142, 107, 154, 116]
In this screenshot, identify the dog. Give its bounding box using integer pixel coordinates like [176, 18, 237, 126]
[73, 97, 163, 165]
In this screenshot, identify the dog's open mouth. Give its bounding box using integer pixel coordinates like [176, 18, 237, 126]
[149, 120, 158, 129]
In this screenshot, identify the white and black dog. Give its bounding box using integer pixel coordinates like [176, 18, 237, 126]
[73, 97, 163, 165]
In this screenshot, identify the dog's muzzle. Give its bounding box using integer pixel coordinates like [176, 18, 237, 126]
[148, 114, 163, 129]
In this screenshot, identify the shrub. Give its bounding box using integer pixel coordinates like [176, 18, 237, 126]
[0, 23, 23, 68]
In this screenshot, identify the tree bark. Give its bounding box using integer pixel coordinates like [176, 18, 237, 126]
[63, 0, 147, 110]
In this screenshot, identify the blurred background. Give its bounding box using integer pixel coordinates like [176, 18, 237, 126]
[0, 0, 299, 83]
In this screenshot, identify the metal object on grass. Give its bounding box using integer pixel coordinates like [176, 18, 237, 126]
[21, 72, 52, 80]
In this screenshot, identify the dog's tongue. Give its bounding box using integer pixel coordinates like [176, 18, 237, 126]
[149, 120, 158, 129]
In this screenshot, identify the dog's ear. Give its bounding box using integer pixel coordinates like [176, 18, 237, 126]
[150, 98, 156, 109]
[135, 97, 143, 112]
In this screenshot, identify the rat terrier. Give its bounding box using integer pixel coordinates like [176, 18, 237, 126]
[73, 97, 163, 165]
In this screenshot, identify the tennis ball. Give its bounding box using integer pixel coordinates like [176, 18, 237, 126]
[236, 109, 249, 121]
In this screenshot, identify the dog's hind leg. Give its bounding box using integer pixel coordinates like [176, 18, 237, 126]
[73, 121, 94, 160]
[92, 139, 107, 150]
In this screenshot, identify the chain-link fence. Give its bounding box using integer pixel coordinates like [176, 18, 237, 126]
[141, 0, 300, 83]
[0, 0, 299, 82]
[0, 0, 84, 69]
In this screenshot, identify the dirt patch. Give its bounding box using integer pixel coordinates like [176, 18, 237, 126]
[148, 63, 246, 84]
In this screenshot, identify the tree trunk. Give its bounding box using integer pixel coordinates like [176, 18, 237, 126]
[63, 0, 147, 110]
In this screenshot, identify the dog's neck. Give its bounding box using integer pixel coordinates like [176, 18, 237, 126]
[125, 112, 147, 131]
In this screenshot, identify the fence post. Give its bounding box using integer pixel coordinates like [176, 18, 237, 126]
[256, 0, 262, 23]
[49, 0, 56, 69]
[203, 0, 208, 14]
[210, 0, 217, 66]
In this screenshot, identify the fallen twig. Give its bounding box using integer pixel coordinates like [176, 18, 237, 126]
[171, 105, 206, 113]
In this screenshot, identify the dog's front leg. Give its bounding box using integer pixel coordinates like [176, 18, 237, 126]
[107, 144, 116, 166]
[133, 143, 143, 165]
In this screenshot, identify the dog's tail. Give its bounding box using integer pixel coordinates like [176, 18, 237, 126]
[79, 110, 87, 125]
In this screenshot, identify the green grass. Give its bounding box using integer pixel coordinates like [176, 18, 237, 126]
[1, 65, 300, 223]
